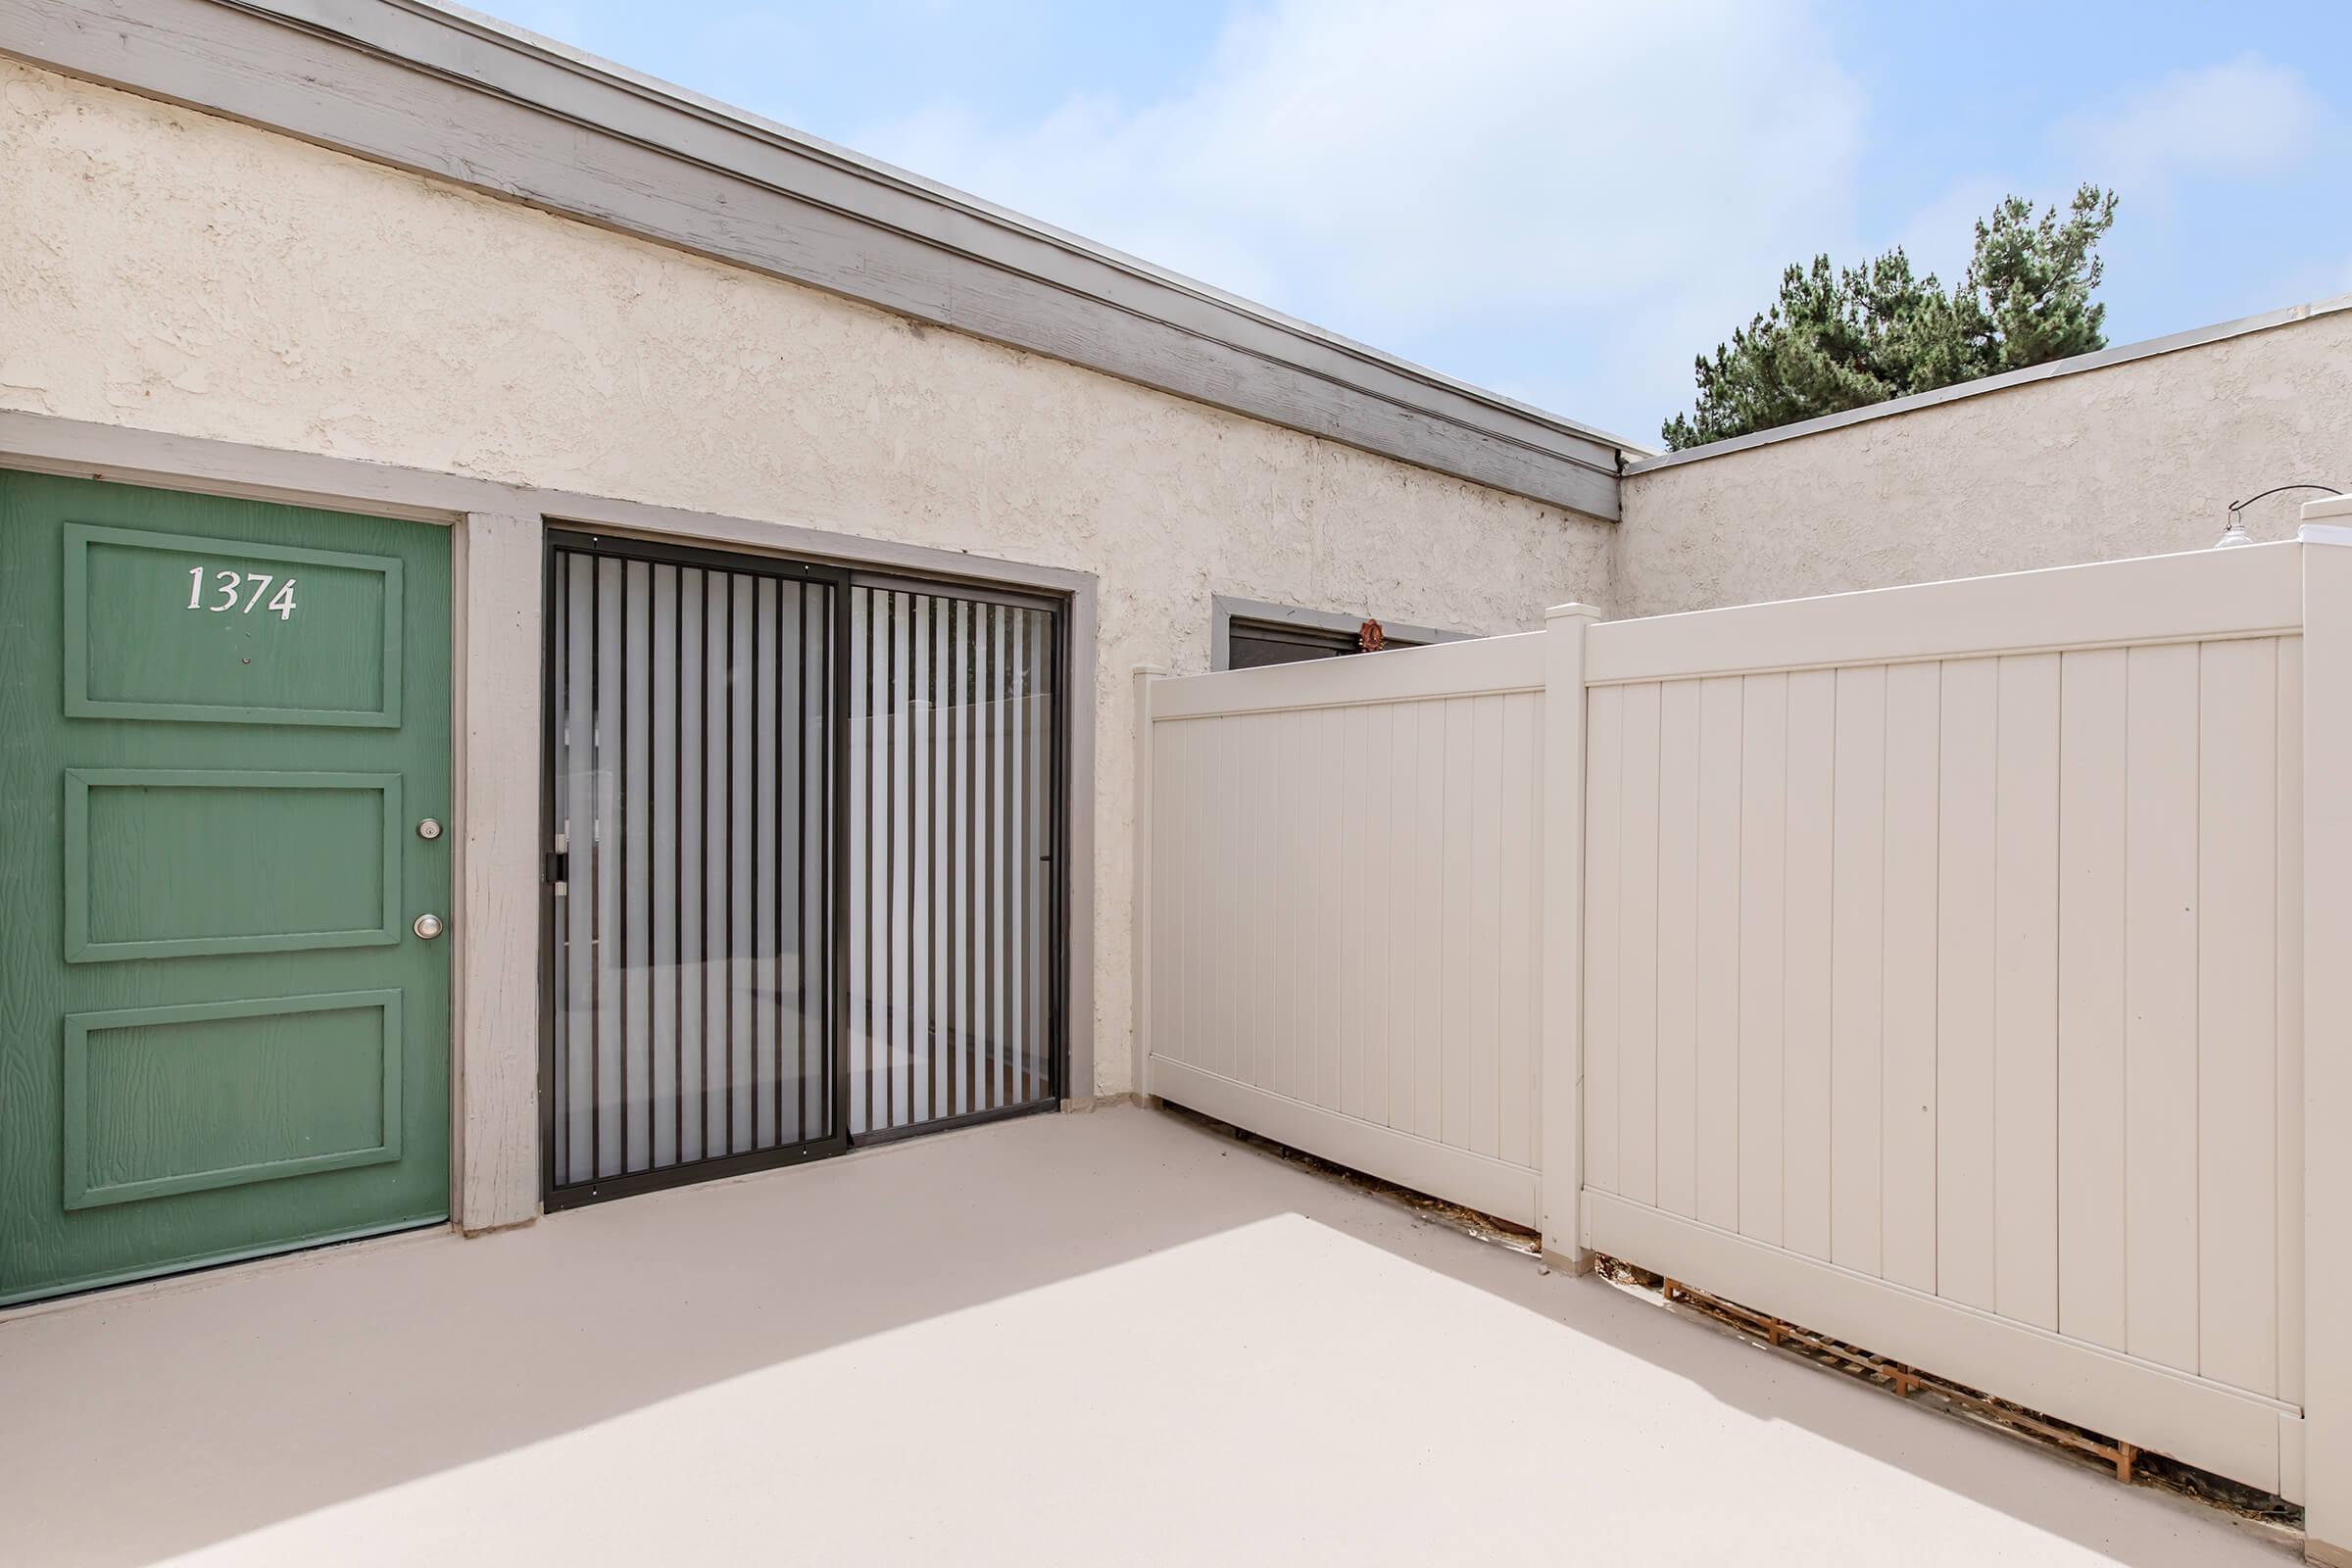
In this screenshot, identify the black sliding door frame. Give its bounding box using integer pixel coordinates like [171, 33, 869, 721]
[538, 532, 1068, 1210]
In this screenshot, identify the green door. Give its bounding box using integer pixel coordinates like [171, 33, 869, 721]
[1, 472, 451, 1305]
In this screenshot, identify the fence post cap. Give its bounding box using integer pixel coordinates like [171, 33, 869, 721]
[2299, 520, 2352, 548]
[1545, 602, 1605, 623]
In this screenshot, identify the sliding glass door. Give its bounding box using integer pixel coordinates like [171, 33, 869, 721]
[543, 536, 1060, 1206]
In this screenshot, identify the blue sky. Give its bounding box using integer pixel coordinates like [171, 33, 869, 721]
[504, 0, 2351, 447]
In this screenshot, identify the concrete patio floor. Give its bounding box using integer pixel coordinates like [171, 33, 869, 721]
[0, 1104, 2294, 1567]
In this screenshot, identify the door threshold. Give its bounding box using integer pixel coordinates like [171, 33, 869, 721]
[0, 1215, 453, 1324]
[541, 1100, 1064, 1218]
[851, 1097, 1057, 1148]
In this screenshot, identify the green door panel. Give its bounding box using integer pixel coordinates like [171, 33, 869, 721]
[2, 473, 451, 1305]
[65, 990, 403, 1209]
[66, 769, 403, 960]
[65, 522, 404, 725]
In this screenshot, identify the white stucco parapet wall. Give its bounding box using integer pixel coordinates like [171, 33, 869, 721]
[0, 58, 1613, 1097]
[1618, 298, 2352, 618]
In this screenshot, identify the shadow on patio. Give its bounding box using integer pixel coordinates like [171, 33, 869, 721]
[0, 1105, 2290, 1565]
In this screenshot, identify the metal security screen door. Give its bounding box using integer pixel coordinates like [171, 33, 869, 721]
[546, 535, 841, 1205]
[848, 583, 1061, 1139]
[544, 535, 1063, 1207]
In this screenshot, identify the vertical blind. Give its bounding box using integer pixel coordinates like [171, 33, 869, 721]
[847, 588, 1059, 1136]
[551, 548, 834, 1189]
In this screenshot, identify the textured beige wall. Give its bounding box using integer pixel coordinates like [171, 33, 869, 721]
[1617, 306, 2352, 618]
[0, 60, 1610, 1095]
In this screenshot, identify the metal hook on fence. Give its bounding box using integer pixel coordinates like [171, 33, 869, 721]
[2216, 482, 2344, 548]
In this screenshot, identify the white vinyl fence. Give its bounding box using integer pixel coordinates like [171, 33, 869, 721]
[1579, 544, 2303, 1496]
[1139, 635, 1547, 1223]
[1138, 532, 2352, 1534]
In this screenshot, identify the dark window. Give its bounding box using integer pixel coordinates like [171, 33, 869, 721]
[1227, 618, 1421, 670]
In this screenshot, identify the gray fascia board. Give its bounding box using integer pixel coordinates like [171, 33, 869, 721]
[0, 0, 1633, 518]
[1626, 293, 2352, 476]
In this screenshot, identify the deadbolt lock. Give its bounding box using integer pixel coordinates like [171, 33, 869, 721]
[417, 817, 444, 841]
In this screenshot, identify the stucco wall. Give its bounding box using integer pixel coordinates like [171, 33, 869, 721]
[1617, 305, 2352, 618]
[0, 59, 1612, 1096]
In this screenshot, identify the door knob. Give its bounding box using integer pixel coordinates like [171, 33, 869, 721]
[413, 912, 446, 940]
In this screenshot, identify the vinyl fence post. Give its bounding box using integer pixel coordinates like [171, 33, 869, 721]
[1542, 604, 1603, 1270]
[2301, 512, 2352, 1565]
[1130, 664, 1170, 1106]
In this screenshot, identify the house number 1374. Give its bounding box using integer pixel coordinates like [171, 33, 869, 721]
[186, 567, 299, 620]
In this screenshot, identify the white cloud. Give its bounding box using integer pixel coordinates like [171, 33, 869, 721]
[855, 0, 1866, 444]
[2058, 56, 2326, 203]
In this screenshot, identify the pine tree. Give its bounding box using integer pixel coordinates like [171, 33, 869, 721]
[1661, 185, 2118, 450]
